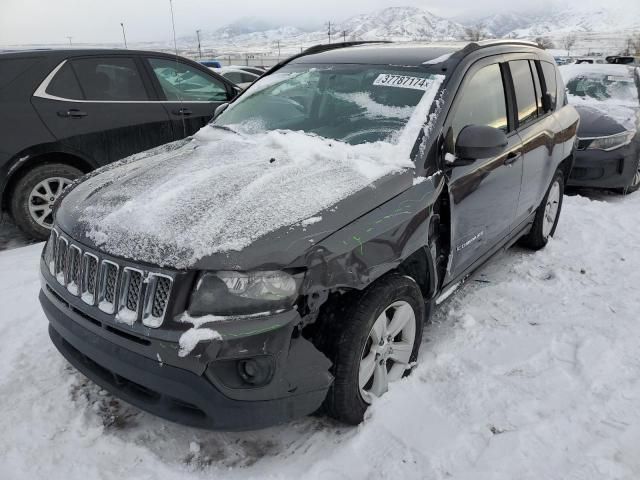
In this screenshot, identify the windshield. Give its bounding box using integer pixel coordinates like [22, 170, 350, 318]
[214, 64, 442, 145]
[565, 72, 639, 104]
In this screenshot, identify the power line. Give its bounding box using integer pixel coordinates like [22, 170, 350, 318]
[120, 23, 128, 49]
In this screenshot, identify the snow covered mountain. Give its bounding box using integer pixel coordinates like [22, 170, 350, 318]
[179, 4, 639, 57]
[188, 7, 466, 54]
[334, 6, 465, 41]
[477, 5, 640, 39]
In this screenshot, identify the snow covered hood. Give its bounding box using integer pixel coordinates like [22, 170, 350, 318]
[56, 129, 418, 270]
[55, 71, 445, 270]
[559, 64, 640, 133]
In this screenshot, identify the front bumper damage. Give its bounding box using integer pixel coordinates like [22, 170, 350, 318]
[40, 259, 333, 431]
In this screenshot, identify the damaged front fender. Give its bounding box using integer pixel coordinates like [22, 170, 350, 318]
[304, 172, 445, 299]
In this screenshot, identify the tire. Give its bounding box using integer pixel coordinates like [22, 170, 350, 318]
[521, 169, 564, 250]
[9, 163, 82, 240]
[616, 160, 640, 195]
[322, 274, 425, 425]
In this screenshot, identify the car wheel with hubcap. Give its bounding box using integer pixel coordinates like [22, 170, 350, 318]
[521, 169, 564, 250]
[321, 274, 425, 425]
[9, 163, 82, 240]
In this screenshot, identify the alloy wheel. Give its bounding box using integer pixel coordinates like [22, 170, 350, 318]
[542, 180, 561, 238]
[630, 166, 640, 189]
[28, 177, 72, 229]
[358, 300, 417, 403]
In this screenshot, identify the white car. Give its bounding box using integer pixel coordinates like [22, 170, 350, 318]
[213, 67, 260, 90]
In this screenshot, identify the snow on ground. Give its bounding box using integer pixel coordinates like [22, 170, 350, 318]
[1, 190, 640, 479]
[0, 218, 34, 252]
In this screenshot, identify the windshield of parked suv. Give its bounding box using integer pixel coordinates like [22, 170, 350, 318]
[563, 69, 638, 104]
[214, 64, 442, 145]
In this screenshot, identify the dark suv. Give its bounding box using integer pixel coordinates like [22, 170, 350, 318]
[0, 49, 238, 239]
[39, 41, 579, 430]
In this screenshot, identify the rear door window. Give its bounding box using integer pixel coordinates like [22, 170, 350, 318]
[451, 63, 508, 140]
[509, 60, 538, 126]
[46, 61, 84, 100]
[529, 60, 545, 115]
[70, 57, 148, 101]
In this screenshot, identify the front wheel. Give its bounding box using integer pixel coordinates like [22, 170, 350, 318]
[521, 169, 564, 250]
[322, 274, 425, 425]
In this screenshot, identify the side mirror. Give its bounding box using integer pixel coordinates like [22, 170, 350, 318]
[213, 102, 229, 119]
[454, 125, 508, 162]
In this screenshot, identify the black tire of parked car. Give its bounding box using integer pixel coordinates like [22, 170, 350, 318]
[9, 163, 83, 240]
[321, 274, 425, 425]
[617, 161, 640, 195]
[521, 169, 565, 250]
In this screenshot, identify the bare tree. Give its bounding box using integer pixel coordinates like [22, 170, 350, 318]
[625, 32, 640, 55]
[465, 23, 487, 42]
[535, 36, 554, 49]
[562, 34, 577, 57]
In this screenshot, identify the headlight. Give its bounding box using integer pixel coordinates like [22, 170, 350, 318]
[188, 270, 303, 317]
[583, 131, 635, 151]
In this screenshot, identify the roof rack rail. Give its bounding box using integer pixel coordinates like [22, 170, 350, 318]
[262, 41, 393, 79]
[474, 39, 539, 48]
[301, 40, 393, 55]
[456, 39, 541, 57]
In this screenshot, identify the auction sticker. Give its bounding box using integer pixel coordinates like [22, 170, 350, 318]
[373, 74, 433, 91]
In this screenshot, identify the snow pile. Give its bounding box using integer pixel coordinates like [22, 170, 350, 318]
[2, 189, 640, 479]
[177, 328, 221, 358]
[72, 75, 443, 269]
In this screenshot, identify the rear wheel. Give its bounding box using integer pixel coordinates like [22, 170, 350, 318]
[521, 170, 564, 250]
[322, 275, 425, 425]
[9, 163, 82, 240]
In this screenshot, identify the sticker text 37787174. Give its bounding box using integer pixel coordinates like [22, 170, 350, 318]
[373, 74, 434, 91]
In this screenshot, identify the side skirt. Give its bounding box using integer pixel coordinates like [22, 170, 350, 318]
[435, 213, 535, 302]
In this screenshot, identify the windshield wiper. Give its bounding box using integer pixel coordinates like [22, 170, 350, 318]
[208, 124, 239, 135]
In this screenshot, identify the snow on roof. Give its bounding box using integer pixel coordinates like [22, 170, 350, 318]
[558, 63, 636, 82]
[75, 75, 445, 269]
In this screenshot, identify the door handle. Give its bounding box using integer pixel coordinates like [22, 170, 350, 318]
[504, 152, 522, 166]
[57, 109, 88, 118]
[172, 108, 193, 116]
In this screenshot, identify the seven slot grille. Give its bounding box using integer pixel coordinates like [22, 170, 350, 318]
[44, 229, 173, 327]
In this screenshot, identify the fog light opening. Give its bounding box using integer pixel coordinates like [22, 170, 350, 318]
[237, 357, 273, 386]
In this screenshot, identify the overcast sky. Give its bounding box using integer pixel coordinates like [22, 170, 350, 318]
[0, 0, 631, 46]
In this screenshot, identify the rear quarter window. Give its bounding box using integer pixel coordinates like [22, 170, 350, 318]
[46, 61, 84, 100]
[541, 61, 558, 110]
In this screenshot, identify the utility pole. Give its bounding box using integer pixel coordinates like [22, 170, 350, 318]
[326, 21, 332, 44]
[196, 30, 202, 59]
[65, 36, 73, 46]
[275, 40, 281, 60]
[120, 22, 128, 49]
[342, 30, 347, 42]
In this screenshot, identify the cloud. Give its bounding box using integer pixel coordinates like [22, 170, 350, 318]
[1, 0, 637, 46]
